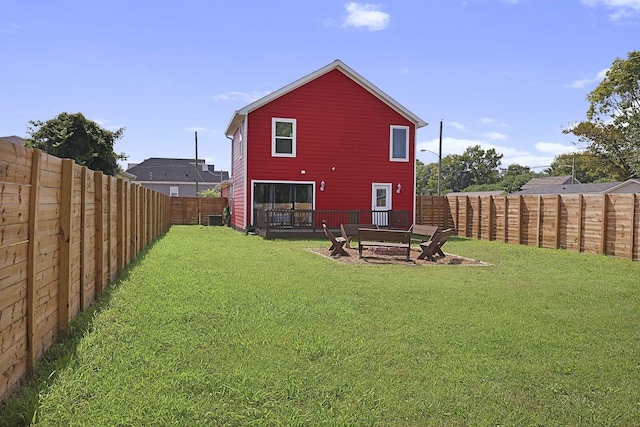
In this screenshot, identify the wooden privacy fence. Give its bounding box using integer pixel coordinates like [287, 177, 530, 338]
[416, 194, 640, 261]
[170, 196, 227, 225]
[0, 140, 171, 401]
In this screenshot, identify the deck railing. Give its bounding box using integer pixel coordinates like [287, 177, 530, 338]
[253, 209, 411, 230]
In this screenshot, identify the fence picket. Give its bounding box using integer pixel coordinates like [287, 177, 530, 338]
[0, 138, 170, 401]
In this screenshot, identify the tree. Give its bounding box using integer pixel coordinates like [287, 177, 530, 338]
[199, 188, 221, 197]
[565, 51, 640, 179]
[416, 159, 439, 195]
[439, 145, 503, 193]
[547, 151, 615, 183]
[499, 164, 540, 193]
[25, 112, 126, 176]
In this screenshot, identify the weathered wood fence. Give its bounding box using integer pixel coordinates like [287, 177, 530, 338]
[416, 194, 639, 261]
[0, 140, 171, 401]
[170, 197, 227, 225]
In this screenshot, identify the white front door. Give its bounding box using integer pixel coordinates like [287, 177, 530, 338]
[372, 183, 392, 226]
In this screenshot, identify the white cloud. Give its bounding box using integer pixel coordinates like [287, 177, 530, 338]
[213, 91, 269, 103]
[503, 0, 520, 4]
[482, 131, 508, 141]
[581, 0, 640, 20]
[447, 121, 467, 132]
[570, 68, 609, 88]
[417, 137, 568, 169]
[534, 141, 580, 155]
[343, 3, 390, 31]
[0, 22, 21, 34]
[479, 117, 496, 124]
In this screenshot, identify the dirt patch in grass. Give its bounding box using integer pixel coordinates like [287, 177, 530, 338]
[309, 247, 488, 266]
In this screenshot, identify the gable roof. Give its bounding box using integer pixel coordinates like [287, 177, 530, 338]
[521, 176, 578, 190]
[126, 158, 229, 183]
[603, 179, 640, 193]
[0, 135, 25, 145]
[225, 59, 427, 137]
[515, 182, 619, 195]
[446, 190, 505, 197]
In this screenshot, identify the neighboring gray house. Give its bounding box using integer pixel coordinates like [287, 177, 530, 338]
[520, 176, 579, 191]
[126, 158, 229, 197]
[0, 135, 25, 145]
[515, 179, 640, 195]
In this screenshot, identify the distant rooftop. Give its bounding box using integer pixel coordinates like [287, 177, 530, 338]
[126, 158, 229, 183]
[521, 176, 578, 190]
[0, 135, 25, 145]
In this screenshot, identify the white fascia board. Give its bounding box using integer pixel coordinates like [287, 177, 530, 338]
[223, 60, 427, 137]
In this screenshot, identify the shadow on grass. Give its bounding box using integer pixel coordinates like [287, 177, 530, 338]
[0, 244, 156, 427]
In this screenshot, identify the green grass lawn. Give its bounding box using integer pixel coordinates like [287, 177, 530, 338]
[3, 225, 640, 426]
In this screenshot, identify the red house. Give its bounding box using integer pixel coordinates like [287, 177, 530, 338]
[224, 60, 427, 235]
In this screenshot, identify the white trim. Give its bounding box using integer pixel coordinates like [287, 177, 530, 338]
[271, 118, 297, 157]
[371, 183, 392, 210]
[225, 59, 427, 137]
[389, 125, 409, 162]
[250, 180, 316, 225]
[605, 179, 640, 193]
[243, 118, 248, 229]
[372, 182, 392, 226]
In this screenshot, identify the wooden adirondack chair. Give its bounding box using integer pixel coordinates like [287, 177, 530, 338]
[418, 228, 453, 261]
[322, 224, 349, 257]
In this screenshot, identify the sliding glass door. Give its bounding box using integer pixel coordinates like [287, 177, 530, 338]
[254, 182, 313, 226]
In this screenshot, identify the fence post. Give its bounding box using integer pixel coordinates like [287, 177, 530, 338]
[80, 166, 88, 311]
[26, 149, 42, 372]
[516, 195, 523, 245]
[630, 194, 637, 261]
[536, 195, 542, 248]
[95, 171, 104, 295]
[58, 159, 74, 331]
[555, 195, 562, 249]
[577, 194, 584, 253]
[503, 195, 509, 243]
[476, 196, 482, 239]
[117, 178, 124, 273]
[601, 194, 608, 255]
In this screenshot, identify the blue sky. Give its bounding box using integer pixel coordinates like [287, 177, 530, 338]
[1, 0, 638, 173]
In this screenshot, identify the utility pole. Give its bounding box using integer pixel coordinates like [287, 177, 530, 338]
[195, 131, 201, 225]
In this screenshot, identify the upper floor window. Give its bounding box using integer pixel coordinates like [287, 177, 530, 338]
[170, 186, 179, 197]
[272, 118, 296, 157]
[389, 125, 409, 162]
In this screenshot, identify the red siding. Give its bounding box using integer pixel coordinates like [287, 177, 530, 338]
[245, 69, 416, 226]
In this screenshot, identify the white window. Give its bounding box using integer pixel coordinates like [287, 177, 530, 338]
[170, 186, 179, 197]
[272, 118, 296, 157]
[389, 125, 409, 162]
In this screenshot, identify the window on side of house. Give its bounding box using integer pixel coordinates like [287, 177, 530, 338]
[272, 118, 296, 157]
[389, 125, 409, 162]
[170, 186, 179, 197]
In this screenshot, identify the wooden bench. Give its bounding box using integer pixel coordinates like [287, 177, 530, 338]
[418, 228, 454, 261]
[409, 224, 439, 244]
[340, 223, 378, 248]
[322, 224, 349, 257]
[358, 228, 412, 261]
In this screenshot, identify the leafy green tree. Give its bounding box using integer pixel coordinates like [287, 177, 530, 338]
[547, 151, 615, 183]
[499, 164, 540, 193]
[25, 112, 126, 176]
[564, 51, 640, 179]
[199, 188, 221, 197]
[439, 145, 503, 193]
[416, 159, 439, 195]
